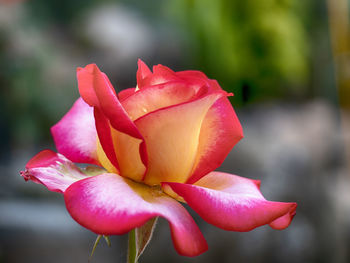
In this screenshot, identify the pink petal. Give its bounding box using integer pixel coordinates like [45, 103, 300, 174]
[163, 172, 297, 231]
[110, 129, 145, 181]
[176, 70, 209, 80]
[186, 97, 243, 184]
[51, 98, 99, 165]
[121, 81, 197, 120]
[20, 150, 88, 193]
[141, 64, 179, 88]
[110, 82, 198, 181]
[64, 173, 208, 256]
[175, 70, 214, 91]
[136, 91, 225, 185]
[76, 65, 100, 107]
[152, 64, 175, 79]
[176, 70, 227, 94]
[93, 107, 119, 172]
[77, 64, 142, 139]
[139, 65, 210, 93]
[118, 88, 136, 101]
[136, 59, 152, 89]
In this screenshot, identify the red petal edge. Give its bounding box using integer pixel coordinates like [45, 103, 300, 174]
[77, 64, 142, 139]
[20, 150, 88, 193]
[136, 59, 152, 89]
[94, 107, 120, 170]
[64, 173, 208, 256]
[187, 97, 243, 184]
[118, 88, 136, 101]
[77, 64, 146, 171]
[51, 98, 99, 165]
[163, 172, 297, 232]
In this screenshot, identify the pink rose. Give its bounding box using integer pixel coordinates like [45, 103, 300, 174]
[21, 60, 296, 256]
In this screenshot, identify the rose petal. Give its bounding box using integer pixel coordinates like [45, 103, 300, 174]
[140, 64, 179, 89]
[64, 173, 208, 256]
[187, 97, 243, 184]
[176, 70, 209, 80]
[136, 59, 152, 89]
[20, 150, 88, 193]
[51, 98, 99, 165]
[77, 64, 146, 173]
[76, 65, 100, 106]
[94, 107, 119, 173]
[110, 129, 145, 181]
[163, 172, 297, 231]
[176, 70, 214, 91]
[152, 64, 176, 80]
[111, 82, 198, 181]
[139, 64, 212, 93]
[122, 81, 197, 120]
[118, 88, 136, 101]
[77, 64, 142, 139]
[136, 92, 225, 185]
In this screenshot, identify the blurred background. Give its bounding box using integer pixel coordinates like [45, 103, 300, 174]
[0, 0, 349, 262]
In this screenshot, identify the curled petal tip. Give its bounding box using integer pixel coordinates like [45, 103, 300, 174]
[51, 98, 98, 165]
[165, 172, 297, 232]
[269, 202, 297, 230]
[137, 59, 152, 87]
[253, 179, 261, 189]
[23, 150, 89, 193]
[20, 170, 30, 181]
[85, 63, 98, 73]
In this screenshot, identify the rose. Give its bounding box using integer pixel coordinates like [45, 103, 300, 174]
[21, 60, 297, 257]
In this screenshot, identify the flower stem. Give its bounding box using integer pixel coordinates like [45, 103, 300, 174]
[127, 229, 137, 263]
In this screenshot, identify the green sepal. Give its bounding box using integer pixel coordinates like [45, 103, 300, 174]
[89, 235, 102, 262]
[88, 235, 112, 262]
[127, 217, 158, 263]
[103, 235, 111, 247]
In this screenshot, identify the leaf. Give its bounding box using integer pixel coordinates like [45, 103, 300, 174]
[136, 217, 158, 259]
[127, 217, 158, 263]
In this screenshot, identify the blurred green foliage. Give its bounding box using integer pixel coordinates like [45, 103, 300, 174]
[0, 0, 334, 152]
[25, 0, 96, 25]
[167, 0, 311, 103]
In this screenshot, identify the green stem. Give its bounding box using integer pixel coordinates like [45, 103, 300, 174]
[127, 229, 137, 263]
